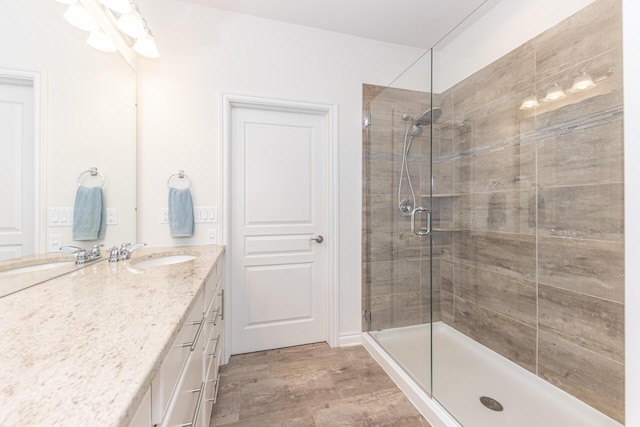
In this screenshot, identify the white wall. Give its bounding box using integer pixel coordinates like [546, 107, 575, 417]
[136, 0, 425, 341]
[434, 0, 596, 92]
[622, 0, 640, 424]
[0, 0, 137, 252]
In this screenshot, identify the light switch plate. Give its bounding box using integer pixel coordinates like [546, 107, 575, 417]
[106, 208, 118, 225]
[49, 234, 63, 252]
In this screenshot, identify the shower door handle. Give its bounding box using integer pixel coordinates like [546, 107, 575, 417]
[411, 207, 431, 237]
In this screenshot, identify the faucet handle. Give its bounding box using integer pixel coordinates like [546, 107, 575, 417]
[60, 245, 83, 254]
[91, 244, 104, 257]
[108, 246, 120, 263]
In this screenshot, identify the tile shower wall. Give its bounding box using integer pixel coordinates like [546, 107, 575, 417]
[362, 0, 624, 422]
[434, 0, 624, 422]
[362, 83, 440, 332]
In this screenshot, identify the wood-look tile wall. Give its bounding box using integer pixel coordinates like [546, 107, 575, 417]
[362, 0, 624, 422]
[435, 0, 624, 422]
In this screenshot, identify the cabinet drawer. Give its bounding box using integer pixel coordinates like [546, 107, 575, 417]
[204, 262, 223, 310]
[152, 303, 205, 425]
[165, 352, 205, 427]
[203, 264, 217, 308]
[203, 339, 222, 425]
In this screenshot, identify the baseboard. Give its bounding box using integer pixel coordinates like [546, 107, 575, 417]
[338, 332, 363, 347]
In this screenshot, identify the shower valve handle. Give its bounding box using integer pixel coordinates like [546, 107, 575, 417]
[411, 207, 431, 237]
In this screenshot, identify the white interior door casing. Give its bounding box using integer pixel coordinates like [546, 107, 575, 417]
[230, 104, 330, 354]
[0, 81, 34, 261]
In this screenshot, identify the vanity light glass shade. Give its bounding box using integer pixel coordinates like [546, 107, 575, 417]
[87, 30, 117, 52]
[543, 83, 566, 102]
[55, 0, 77, 4]
[116, 8, 147, 39]
[569, 71, 596, 92]
[64, 3, 99, 32]
[133, 33, 160, 58]
[520, 95, 540, 110]
[101, 0, 132, 14]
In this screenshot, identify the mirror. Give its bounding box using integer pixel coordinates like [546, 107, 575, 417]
[0, 0, 136, 295]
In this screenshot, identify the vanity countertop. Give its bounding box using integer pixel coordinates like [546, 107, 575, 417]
[0, 245, 225, 427]
[0, 252, 80, 298]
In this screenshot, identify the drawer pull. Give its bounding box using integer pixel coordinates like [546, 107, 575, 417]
[206, 374, 221, 403]
[181, 316, 206, 351]
[177, 382, 205, 427]
[207, 334, 221, 357]
[207, 309, 220, 325]
[219, 289, 224, 320]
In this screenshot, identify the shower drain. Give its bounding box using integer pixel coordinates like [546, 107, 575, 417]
[480, 396, 504, 412]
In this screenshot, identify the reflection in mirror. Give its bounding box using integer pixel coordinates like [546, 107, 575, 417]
[0, 0, 136, 294]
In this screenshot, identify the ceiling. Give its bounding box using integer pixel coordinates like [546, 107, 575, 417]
[183, 0, 489, 49]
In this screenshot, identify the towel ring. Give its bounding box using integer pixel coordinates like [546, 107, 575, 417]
[77, 167, 105, 188]
[167, 170, 192, 189]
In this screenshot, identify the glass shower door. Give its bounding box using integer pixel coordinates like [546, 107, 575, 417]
[362, 50, 436, 394]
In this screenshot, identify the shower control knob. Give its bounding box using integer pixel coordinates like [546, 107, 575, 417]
[310, 235, 324, 244]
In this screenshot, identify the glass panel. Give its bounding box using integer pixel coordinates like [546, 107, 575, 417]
[431, 0, 624, 425]
[362, 49, 435, 393]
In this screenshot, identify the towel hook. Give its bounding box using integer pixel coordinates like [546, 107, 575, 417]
[167, 170, 192, 189]
[77, 167, 105, 188]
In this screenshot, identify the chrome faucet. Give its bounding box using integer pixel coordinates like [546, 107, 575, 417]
[115, 242, 147, 261]
[60, 245, 102, 265]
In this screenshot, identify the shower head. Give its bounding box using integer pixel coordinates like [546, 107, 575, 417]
[403, 108, 442, 138]
[415, 108, 442, 126]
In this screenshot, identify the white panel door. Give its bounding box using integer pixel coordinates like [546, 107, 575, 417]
[231, 105, 328, 354]
[0, 82, 34, 261]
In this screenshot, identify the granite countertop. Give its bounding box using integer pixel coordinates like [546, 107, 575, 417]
[0, 245, 225, 427]
[0, 252, 81, 298]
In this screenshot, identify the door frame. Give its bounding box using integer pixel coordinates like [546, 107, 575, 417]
[221, 93, 339, 362]
[0, 66, 45, 254]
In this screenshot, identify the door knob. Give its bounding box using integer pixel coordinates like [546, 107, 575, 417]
[310, 235, 324, 243]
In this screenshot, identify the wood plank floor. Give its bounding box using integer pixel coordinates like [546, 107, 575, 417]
[210, 343, 431, 426]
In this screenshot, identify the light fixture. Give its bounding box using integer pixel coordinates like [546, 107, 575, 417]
[133, 30, 159, 58]
[64, 3, 99, 32]
[569, 71, 596, 93]
[55, 0, 160, 60]
[116, 5, 147, 39]
[543, 83, 566, 103]
[101, 0, 132, 14]
[519, 94, 539, 110]
[87, 30, 117, 52]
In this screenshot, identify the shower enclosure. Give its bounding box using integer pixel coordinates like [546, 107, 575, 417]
[362, 0, 625, 426]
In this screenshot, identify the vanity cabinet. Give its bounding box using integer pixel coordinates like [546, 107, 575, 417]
[149, 255, 225, 427]
[128, 388, 152, 427]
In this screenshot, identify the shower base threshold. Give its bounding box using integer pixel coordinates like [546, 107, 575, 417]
[363, 322, 622, 427]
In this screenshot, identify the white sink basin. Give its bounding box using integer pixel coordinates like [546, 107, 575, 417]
[0, 261, 75, 277]
[132, 254, 197, 268]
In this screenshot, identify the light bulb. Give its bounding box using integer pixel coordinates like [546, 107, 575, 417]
[519, 95, 539, 110]
[117, 8, 147, 39]
[55, 0, 78, 4]
[543, 83, 566, 103]
[64, 3, 99, 32]
[133, 32, 160, 58]
[87, 31, 117, 52]
[101, 0, 132, 14]
[569, 71, 596, 92]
